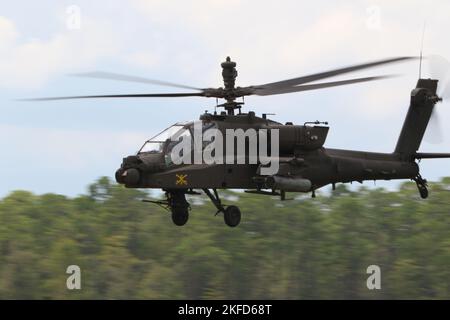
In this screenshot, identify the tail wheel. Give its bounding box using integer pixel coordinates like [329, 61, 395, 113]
[224, 205, 241, 227]
[414, 174, 429, 199]
[418, 185, 429, 199]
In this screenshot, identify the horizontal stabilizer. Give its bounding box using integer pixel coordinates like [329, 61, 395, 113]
[415, 152, 450, 159]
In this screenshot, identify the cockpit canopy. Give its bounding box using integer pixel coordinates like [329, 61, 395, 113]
[139, 122, 190, 154]
[138, 121, 217, 156]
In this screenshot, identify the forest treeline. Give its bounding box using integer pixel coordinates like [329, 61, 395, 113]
[1, 177, 450, 299]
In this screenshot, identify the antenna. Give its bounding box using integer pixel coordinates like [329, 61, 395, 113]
[419, 21, 426, 78]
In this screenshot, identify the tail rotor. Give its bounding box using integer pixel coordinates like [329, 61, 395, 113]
[423, 55, 450, 143]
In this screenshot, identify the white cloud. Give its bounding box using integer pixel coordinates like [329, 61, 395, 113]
[124, 51, 161, 69]
[0, 15, 119, 89]
[0, 124, 147, 170]
[0, 16, 17, 45]
[130, 0, 450, 85]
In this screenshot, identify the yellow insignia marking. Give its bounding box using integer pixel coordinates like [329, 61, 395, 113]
[176, 174, 188, 186]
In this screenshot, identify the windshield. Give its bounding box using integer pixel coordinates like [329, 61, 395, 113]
[138, 121, 218, 165]
[138, 122, 190, 154]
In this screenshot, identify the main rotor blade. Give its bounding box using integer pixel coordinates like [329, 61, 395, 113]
[253, 56, 415, 90]
[70, 71, 201, 91]
[252, 75, 392, 96]
[22, 92, 206, 101]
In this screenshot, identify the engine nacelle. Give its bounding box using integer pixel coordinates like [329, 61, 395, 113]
[264, 124, 329, 153]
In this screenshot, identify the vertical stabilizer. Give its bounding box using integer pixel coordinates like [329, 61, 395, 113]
[394, 79, 439, 158]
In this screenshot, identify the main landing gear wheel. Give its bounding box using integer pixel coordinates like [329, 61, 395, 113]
[202, 188, 242, 227]
[171, 207, 189, 226]
[224, 205, 241, 227]
[167, 190, 190, 226]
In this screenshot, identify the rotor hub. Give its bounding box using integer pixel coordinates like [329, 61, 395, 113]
[221, 56, 238, 91]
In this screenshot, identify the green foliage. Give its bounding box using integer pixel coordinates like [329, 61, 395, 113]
[0, 177, 450, 299]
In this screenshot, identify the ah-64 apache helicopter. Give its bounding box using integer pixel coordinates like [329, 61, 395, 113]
[30, 56, 450, 227]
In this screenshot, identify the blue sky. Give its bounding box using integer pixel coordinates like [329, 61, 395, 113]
[1, 0, 450, 197]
